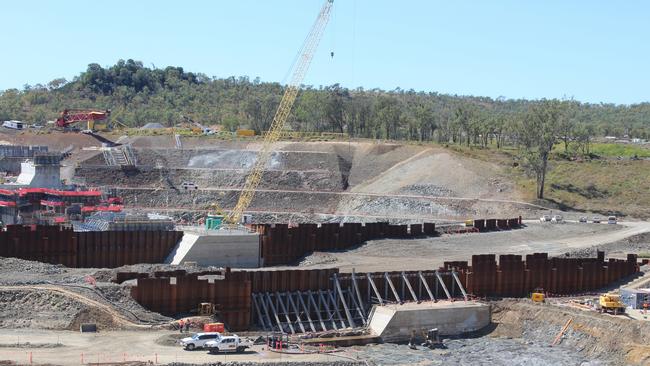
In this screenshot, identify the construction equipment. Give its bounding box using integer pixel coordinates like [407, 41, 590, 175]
[421, 328, 443, 349]
[198, 302, 216, 316]
[55, 109, 111, 132]
[182, 115, 213, 135]
[224, 0, 334, 226]
[531, 292, 545, 303]
[531, 287, 545, 303]
[597, 293, 626, 315]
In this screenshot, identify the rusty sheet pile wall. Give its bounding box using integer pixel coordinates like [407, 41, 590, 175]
[254, 222, 437, 266]
[460, 251, 638, 297]
[125, 250, 638, 331]
[129, 268, 338, 330]
[0, 225, 182, 268]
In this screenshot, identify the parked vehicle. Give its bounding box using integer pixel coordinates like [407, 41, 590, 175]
[551, 215, 563, 223]
[2, 120, 24, 130]
[579, 216, 588, 223]
[540, 215, 551, 223]
[206, 335, 253, 354]
[592, 217, 601, 224]
[180, 332, 221, 350]
[181, 181, 199, 191]
[608, 216, 618, 224]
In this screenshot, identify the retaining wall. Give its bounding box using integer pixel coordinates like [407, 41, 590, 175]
[0, 225, 183, 268]
[125, 251, 639, 331]
[254, 222, 437, 266]
[459, 251, 639, 297]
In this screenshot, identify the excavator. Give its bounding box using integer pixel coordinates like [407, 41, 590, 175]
[222, 0, 334, 228]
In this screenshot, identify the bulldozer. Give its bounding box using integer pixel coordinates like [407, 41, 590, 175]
[597, 293, 626, 315]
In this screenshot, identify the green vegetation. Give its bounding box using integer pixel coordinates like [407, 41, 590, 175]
[543, 160, 650, 217]
[588, 143, 650, 158]
[2, 60, 649, 212]
[1, 60, 650, 142]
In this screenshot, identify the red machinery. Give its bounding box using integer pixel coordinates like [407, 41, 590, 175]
[55, 109, 110, 128]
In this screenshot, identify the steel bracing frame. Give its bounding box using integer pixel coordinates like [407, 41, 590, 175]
[252, 270, 467, 333]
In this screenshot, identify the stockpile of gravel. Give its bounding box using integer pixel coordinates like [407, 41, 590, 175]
[349, 339, 604, 366]
[0, 257, 91, 285]
[564, 232, 650, 258]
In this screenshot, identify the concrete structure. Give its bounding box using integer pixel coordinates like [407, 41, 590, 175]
[12, 154, 62, 188]
[621, 288, 650, 309]
[0, 145, 48, 174]
[368, 301, 491, 342]
[166, 227, 261, 268]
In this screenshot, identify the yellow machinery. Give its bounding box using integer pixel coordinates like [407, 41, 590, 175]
[224, 0, 334, 226]
[598, 293, 625, 315]
[236, 129, 255, 137]
[531, 287, 545, 302]
[531, 292, 545, 303]
[464, 219, 474, 227]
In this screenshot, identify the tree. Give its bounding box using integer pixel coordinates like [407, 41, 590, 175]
[518, 100, 563, 199]
[558, 100, 578, 153]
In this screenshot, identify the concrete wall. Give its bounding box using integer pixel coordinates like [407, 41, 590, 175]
[14, 161, 62, 188]
[368, 301, 491, 342]
[166, 229, 261, 268]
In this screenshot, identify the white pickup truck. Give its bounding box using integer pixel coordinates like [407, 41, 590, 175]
[205, 335, 253, 354]
[179, 332, 221, 350]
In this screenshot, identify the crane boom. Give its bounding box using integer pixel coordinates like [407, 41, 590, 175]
[225, 0, 334, 225]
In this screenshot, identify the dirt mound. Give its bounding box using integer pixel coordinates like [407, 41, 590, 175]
[491, 299, 650, 365]
[565, 232, 650, 259]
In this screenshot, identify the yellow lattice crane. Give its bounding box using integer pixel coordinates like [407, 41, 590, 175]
[224, 0, 335, 226]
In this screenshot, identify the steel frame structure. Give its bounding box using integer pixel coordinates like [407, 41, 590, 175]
[252, 270, 468, 333]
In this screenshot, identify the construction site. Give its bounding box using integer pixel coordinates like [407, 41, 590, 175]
[1, 2, 650, 366]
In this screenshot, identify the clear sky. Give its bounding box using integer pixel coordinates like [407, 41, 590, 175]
[1, 0, 648, 104]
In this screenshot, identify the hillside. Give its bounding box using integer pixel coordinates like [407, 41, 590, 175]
[1, 60, 650, 143]
[4, 128, 647, 221]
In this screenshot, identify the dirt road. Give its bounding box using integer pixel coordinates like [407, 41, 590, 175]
[0, 329, 342, 365]
[295, 221, 650, 273]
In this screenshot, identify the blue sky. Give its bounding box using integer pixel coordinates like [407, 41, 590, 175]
[1, 0, 648, 104]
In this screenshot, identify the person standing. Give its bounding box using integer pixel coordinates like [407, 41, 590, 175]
[184, 319, 190, 333]
[178, 319, 185, 333]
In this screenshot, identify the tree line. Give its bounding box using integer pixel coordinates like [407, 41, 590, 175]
[1, 60, 649, 144]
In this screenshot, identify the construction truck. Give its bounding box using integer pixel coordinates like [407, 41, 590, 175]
[597, 293, 626, 315]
